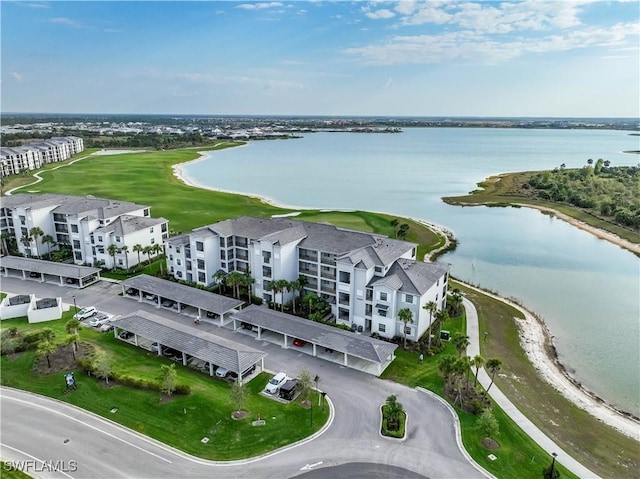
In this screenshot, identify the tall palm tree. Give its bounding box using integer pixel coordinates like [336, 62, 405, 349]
[241, 273, 254, 300]
[107, 244, 119, 269]
[390, 219, 399, 238]
[434, 309, 449, 347]
[226, 271, 244, 299]
[472, 354, 484, 388]
[133, 244, 143, 267]
[438, 355, 456, 392]
[277, 279, 290, 311]
[452, 357, 469, 406]
[29, 226, 44, 258]
[289, 279, 301, 314]
[423, 300, 438, 350]
[1, 232, 15, 255]
[20, 234, 33, 255]
[143, 245, 153, 265]
[484, 358, 502, 397]
[448, 289, 463, 317]
[152, 243, 164, 274]
[120, 245, 129, 270]
[452, 332, 470, 357]
[41, 234, 55, 258]
[213, 269, 227, 293]
[397, 307, 414, 349]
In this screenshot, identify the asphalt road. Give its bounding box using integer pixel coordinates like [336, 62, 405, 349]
[0, 277, 490, 479]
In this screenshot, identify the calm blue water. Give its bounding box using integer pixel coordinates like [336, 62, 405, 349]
[186, 128, 640, 415]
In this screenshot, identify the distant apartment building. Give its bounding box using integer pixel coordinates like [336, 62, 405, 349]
[0, 136, 84, 177]
[166, 216, 449, 341]
[0, 193, 167, 268]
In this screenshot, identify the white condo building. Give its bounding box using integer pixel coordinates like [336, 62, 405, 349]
[0, 193, 168, 268]
[166, 217, 449, 341]
[0, 136, 84, 177]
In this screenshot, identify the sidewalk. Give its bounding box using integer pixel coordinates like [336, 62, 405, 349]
[464, 297, 601, 479]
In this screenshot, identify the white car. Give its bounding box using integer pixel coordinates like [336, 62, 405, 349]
[73, 306, 97, 320]
[99, 321, 114, 332]
[89, 314, 110, 327]
[265, 372, 287, 394]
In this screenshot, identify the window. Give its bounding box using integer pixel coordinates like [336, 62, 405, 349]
[70, 224, 79, 233]
[366, 289, 373, 301]
[339, 271, 351, 283]
[378, 324, 386, 333]
[198, 272, 206, 283]
[365, 304, 372, 316]
[197, 259, 205, 270]
[220, 237, 226, 247]
[169, 254, 173, 260]
[177, 271, 183, 278]
[379, 292, 388, 301]
[72, 240, 80, 249]
[74, 251, 82, 260]
[405, 294, 414, 304]
[98, 236, 103, 242]
[161, 223, 167, 232]
[176, 246, 181, 253]
[220, 250, 226, 260]
[115, 236, 121, 243]
[118, 259, 123, 266]
[144, 208, 150, 217]
[375, 266, 383, 274]
[177, 259, 182, 266]
[150, 227, 154, 233]
[405, 326, 412, 335]
[196, 241, 204, 252]
[379, 309, 387, 317]
[151, 238, 155, 244]
[262, 266, 272, 277]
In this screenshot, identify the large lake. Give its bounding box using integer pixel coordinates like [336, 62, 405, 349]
[185, 128, 640, 415]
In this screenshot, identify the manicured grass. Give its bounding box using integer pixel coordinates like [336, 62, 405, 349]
[100, 257, 166, 280]
[453, 280, 640, 479]
[381, 314, 577, 479]
[0, 462, 33, 479]
[0, 314, 329, 460]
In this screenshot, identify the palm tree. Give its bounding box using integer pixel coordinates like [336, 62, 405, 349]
[36, 340, 57, 368]
[452, 332, 470, 357]
[226, 271, 244, 299]
[120, 245, 129, 270]
[384, 394, 403, 431]
[397, 308, 413, 349]
[29, 226, 44, 258]
[423, 301, 438, 350]
[20, 234, 33, 255]
[270, 280, 282, 310]
[107, 243, 119, 269]
[433, 309, 449, 346]
[143, 245, 153, 265]
[213, 269, 227, 293]
[289, 279, 301, 314]
[452, 357, 469, 406]
[472, 354, 484, 388]
[438, 355, 456, 392]
[41, 234, 55, 258]
[390, 218, 399, 238]
[133, 244, 144, 267]
[152, 243, 164, 274]
[302, 292, 318, 315]
[277, 279, 290, 311]
[1, 232, 14, 255]
[484, 358, 502, 396]
[241, 273, 254, 300]
[448, 289, 463, 316]
[397, 223, 410, 240]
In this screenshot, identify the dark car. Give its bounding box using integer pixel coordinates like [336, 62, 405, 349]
[206, 311, 217, 318]
[119, 331, 134, 340]
[126, 288, 138, 295]
[279, 379, 298, 401]
[161, 299, 176, 308]
[29, 272, 40, 278]
[162, 348, 182, 359]
[66, 278, 77, 284]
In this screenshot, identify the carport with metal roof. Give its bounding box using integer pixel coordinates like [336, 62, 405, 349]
[121, 274, 243, 325]
[111, 310, 266, 383]
[0, 255, 100, 288]
[231, 305, 397, 376]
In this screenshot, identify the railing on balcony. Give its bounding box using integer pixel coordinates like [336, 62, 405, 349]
[320, 254, 336, 265]
[320, 270, 335, 280]
[321, 285, 335, 293]
[300, 266, 318, 275]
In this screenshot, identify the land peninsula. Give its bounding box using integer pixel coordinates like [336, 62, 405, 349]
[3, 144, 639, 477]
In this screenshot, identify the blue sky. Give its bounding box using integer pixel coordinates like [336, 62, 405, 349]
[2, 1, 639, 117]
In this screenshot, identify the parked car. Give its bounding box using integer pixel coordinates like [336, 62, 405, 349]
[125, 288, 138, 295]
[279, 379, 298, 401]
[89, 314, 110, 327]
[215, 366, 230, 378]
[74, 306, 97, 321]
[29, 272, 40, 278]
[119, 331, 134, 340]
[229, 364, 256, 380]
[162, 347, 181, 359]
[265, 372, 287, 394]
[161, 299, 176, 308]
[65, 278, 77, 285]
[206, 311, 217, 318]
[150, 342, 159, 352]
[99, 321, 114, 332]
[292, 338, 306, 347]
[144, 293, 157, 301]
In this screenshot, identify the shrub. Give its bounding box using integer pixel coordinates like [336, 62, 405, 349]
[251, 295, 263, 305]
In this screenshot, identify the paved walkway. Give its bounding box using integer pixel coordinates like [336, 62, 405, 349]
[464, 297, 601, 479]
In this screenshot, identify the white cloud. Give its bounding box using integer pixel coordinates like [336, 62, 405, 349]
[366, 9, 395, 20]
[27, 3, 50, 8]
[48, 17, 85, 28]
[11, 72, 23, 82]
[343, 22, 639, 65]
[236, 2, 284, 10]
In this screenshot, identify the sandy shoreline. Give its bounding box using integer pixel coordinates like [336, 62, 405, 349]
[173, 150, 639, 439]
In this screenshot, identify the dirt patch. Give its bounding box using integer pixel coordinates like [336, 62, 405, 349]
[159, 394, 175, 403]
[301, 400, 312, 409]
[232, 410, 247, 420]
[482, 437, 500, 450]
[32, 344, 84, 376]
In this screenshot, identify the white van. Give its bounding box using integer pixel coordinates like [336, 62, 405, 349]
[265, 372, 287, 394]
[215, 367, 230, 378]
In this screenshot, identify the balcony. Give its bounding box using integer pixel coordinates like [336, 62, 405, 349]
[320, 270, 335, 280]
[320, 284, 335, 294]
[299, 265, 318, 276]
[320, 253, 336, 265]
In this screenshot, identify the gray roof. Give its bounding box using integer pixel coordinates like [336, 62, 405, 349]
[232, 305, 397, 364]
[122, 274, 243, 315]
[375, 259, 450, 295]
[93, 215, 167, 236]
[111, 310, 265, 374]
[0, 255, 100, 279]
[166, 233, 190, 246]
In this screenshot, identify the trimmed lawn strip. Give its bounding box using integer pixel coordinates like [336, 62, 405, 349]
[453, 280, 640, 479]
[0, 314, 329, 461]
[0, 462, 33, 479]
[381, 315, 577, 479]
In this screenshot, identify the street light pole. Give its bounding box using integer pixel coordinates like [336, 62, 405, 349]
[550, 452, 558, 478]
[72, 295, 77, 315]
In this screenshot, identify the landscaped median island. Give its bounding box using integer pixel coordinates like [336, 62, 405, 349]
[0, 311, 330, 460]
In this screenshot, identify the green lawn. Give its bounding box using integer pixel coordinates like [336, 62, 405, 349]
[0, 314, 329, 460]
[381, 314, 577, 479]
[0, 462, 33, 479]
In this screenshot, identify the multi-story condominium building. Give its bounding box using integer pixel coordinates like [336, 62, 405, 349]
[0, 193, 167, 268]
[0, 136, 84, 177]
[166, 216, 449, 342]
